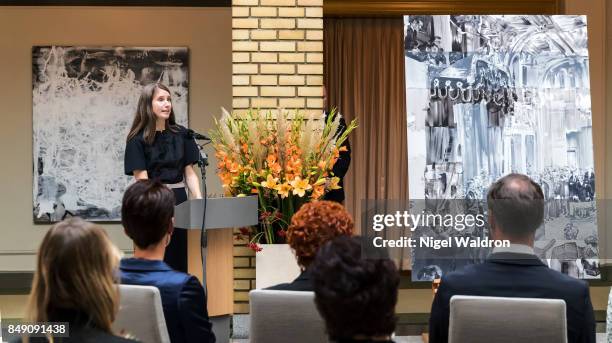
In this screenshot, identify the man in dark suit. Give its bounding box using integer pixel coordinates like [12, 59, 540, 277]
[429, 173, 595, 343]
[119, 180, 215, 343]
[322, 85, 351, 204]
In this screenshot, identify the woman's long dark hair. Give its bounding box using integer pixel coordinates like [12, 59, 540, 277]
[127, 83, 178, 144]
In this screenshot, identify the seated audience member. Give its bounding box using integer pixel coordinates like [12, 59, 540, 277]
[12, 218, 138, 343]
[267, 200, 353, 291]
[429, 173, 595, 343]
[311, 236, 400, 343]
[119, 180, 215, 343]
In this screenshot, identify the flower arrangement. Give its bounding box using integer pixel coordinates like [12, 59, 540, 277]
[210, 108, 357, 248]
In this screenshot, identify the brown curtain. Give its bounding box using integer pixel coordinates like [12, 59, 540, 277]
[324, 17, 410, 269]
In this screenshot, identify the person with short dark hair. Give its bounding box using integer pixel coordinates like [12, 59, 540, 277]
[429, 173, 595, 343]
[267, 200, 354, 291]
[311, 236, 399, 343]
[119, 180, 215, 343]
[121, 180, 175, 249]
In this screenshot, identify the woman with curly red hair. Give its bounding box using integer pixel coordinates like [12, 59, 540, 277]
[267, 200, 354, 291]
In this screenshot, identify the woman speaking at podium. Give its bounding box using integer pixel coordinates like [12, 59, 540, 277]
[124, 83, 202, 273]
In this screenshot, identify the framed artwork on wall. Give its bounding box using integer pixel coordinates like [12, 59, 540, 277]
[405, 15, 598, 280]
[32, 46, 189, 223]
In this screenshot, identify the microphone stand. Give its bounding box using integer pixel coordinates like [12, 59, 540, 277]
[193, 137, 210, 293]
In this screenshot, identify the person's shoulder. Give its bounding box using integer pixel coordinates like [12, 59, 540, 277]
[126, 266, 193, 291]
[170, 124, 191, 139]
[7, 330, 141, 343]
[153, 269, 201, 293]
[542, 267, 589, 293]
[265, 282, 293, 291]
[264, 280, 312, 291]
[93, 332, 141, 343]
[161, 269, 195, 287]
[75, 328, 141, 343]
[184, 273, 205, 288]
[442, 262, 481, 282]
[437, 263, 487, 292]
[126, 130, 145, 144]
[172, 124, 189, 133]
[177, 274, 206, 300]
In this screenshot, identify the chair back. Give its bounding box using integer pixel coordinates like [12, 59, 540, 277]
[605, 287, 612, 343]
[249, 290, 327, 343]
[449, 295, 567, 343]
[113, 284, 170, 343]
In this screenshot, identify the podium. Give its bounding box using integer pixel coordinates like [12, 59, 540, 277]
[175, 195, 258, 229]
[174, 195, 258, 338]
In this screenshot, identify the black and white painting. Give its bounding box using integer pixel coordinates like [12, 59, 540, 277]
[33, 46, 189, 222]
[405, 16, 599, 280]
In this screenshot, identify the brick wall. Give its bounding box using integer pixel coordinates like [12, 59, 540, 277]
[232, 230, 256, 314]
[232, 0, 324, 115]
[231, 0, 324, 314]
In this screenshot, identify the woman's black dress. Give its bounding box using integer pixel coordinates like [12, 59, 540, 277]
[124, 125, 200, 273]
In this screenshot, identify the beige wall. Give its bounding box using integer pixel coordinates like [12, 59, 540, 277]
[0, 6, 231, 271]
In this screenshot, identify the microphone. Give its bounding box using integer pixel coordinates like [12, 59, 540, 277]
[187, 129, 211, 141]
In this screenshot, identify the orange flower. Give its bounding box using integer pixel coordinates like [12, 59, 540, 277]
[327, 177, 341, 190]
[290, 176, 312, 197]
[285, 144, 298, 156]
[219, 172, 233, 187]
[266, 154, 277, 166]
[330, 156, 339, 167]
[270, 163, 282, 175]
[275, 182, 291, 199]
[311, 185, 325, 200]
[261, 174, 279, 189]
[229, 162, 240, 173]
[287, 157, 302, 174]
[338, 146, 348, 152]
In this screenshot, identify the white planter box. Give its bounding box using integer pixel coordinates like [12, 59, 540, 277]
[255, 244, 301, 289]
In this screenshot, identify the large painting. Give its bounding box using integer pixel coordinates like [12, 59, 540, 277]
[33, 46, 189, 222]
[404, 16, 599, 280]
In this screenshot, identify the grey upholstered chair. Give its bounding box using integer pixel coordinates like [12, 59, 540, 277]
[113, 284, 170, 343]
[249, 290, 327, 343]
[606, 287, 612, 343]
[449, 295, 567, 343]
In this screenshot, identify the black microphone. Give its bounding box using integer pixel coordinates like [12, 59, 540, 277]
[187, 128, 211, 141]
